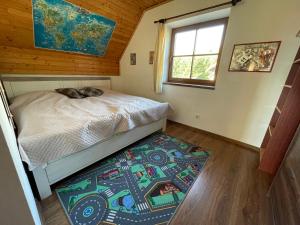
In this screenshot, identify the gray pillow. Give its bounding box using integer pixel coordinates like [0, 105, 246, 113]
[55, 88, 85, 99]
[78, 87, 104, 97]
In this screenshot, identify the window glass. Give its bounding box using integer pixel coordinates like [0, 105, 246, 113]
[173, 30, 196, 56]
[168, 18, 227, 86]
[172, 56, 193, 78]
[195, 25, 225, 54]
[191, 55, 218, 80]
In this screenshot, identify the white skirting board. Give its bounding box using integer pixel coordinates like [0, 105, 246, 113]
[33, 118, 166, 200]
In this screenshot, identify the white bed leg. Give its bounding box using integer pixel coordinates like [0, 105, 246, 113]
[32, 167, 52, 200]
[162, 118, 167, 132]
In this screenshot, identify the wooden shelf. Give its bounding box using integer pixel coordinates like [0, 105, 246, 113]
[261, 128, 271, 148]
[270, 108, 281, 127]
[276, 106, 281, 114]
[268, 125, 275, 137]
[260, 148, 266, 161]
[285, 63, 299, 85]
[277, 87, 290, 110]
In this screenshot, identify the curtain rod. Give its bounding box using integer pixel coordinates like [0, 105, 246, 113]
[154, 0, 242, 24]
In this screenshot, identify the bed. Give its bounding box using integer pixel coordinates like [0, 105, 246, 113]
[2, 76, 169, 200]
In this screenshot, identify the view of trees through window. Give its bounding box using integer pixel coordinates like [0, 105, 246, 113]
[172, 55, 218, 80]
[169, 19, 227, 85]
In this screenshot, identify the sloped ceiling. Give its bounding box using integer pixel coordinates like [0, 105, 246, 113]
[0, 0, 170, 75]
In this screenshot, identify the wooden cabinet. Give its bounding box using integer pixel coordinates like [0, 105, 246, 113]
[259, 47, 300, 175]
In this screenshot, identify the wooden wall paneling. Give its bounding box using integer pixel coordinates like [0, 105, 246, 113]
[0, 0, 170, 75]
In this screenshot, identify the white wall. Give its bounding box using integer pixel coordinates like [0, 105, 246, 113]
[0, 97, 42, 225]
[112, 0, 300, 147]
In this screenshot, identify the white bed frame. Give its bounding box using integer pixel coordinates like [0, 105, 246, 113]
[1, 75, 167, 200]
[33, 118, 166, 199]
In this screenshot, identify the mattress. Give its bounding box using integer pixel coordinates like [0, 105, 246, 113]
[10, 89, 169, 170]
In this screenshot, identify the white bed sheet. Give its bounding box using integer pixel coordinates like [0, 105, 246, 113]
[10, 89, 169, 170]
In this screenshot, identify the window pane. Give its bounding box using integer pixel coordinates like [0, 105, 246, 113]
[191, 55, 218, 80]
[172, 56, 192, 79]
[195, 25, 224, 54]
[173, 30, 196, 56]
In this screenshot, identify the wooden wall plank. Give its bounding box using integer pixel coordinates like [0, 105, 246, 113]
[0, 0, 170, 75]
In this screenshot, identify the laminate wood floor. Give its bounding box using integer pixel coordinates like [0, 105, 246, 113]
[40, 121, 274, 225]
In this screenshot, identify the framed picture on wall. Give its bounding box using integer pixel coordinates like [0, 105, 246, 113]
[228, 41, 281, 72]
[130, 53, 136, 65]
[149, 51, 154, 64]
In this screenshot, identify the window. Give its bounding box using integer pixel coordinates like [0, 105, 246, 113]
[168, 18, 228, 87]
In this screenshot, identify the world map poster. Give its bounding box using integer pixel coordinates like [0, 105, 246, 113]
[32, 0, 116, 56]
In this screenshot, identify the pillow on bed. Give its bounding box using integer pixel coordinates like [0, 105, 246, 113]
[55, 88, 85, 99]
[78, 87, 104, 97]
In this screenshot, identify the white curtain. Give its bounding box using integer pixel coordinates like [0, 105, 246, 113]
[153, 22, 166, 94]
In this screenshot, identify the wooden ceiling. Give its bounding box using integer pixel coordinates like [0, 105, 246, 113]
[0, 0, 170, 75]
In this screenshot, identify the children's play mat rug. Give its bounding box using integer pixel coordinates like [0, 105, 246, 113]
[56, 132, 210, 225]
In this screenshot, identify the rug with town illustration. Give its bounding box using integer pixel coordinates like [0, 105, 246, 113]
[56, 132, 210, 225]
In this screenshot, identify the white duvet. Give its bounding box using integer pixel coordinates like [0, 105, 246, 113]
[10, 89, 169, 170]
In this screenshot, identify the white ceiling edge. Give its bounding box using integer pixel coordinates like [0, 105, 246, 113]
[166, 7, 231, 29]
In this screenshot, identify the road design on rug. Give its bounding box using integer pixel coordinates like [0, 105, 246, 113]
[56, 132, 210, 225]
